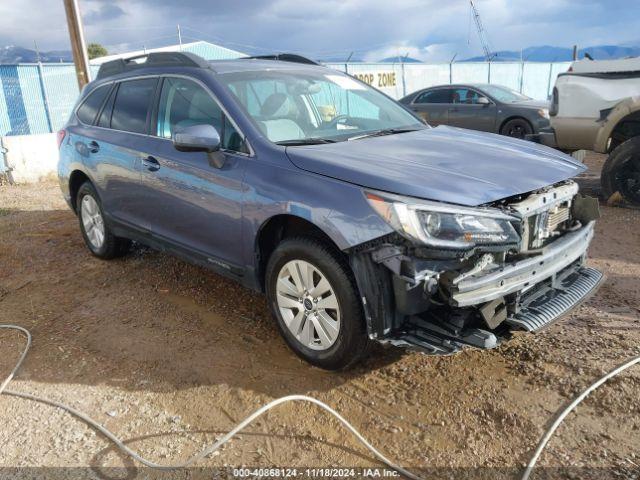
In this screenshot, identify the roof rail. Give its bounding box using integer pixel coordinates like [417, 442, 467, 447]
[242, 54, 321, 66]
[96, 52, 210, 80]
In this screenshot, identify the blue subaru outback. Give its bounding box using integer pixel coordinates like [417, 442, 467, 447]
[58, 52, 603, 369]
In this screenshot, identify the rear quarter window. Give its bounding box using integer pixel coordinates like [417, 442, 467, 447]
[76, 85, 111, 125]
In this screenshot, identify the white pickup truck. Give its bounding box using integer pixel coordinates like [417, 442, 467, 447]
[538, 57, 640, 205]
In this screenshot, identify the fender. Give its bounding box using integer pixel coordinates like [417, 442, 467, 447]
[594, 97, 640, 153]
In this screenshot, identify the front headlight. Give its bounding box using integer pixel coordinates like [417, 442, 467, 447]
[365, 191, 520, 249]
[538, 108, 550, 119]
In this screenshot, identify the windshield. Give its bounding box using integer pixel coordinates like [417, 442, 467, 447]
[218, 69, 425, 144]
[480, 85, 531, 103]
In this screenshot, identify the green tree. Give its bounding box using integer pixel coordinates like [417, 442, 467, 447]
[87, 43, 108, 60]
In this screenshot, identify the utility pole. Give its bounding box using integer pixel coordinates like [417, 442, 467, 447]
[177, 24, 183, 51]
[469, 0, 494, 62]
[34, 40, 42, 63]
[63, 0, 91, 88]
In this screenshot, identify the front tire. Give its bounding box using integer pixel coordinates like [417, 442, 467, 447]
[265, 237, 370, 370]
[76, 181, 131, 259]
[500, 118, 533, 139]
[601, 136, 640, 205]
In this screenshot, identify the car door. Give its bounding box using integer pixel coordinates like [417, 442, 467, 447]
[409, 88, 452, 126]
[447, 87, 497, 132]
[138, 76, 249, 271]
[78, 78, 158, 230]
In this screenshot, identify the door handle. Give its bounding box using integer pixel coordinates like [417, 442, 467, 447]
[142, 155, 160, 172]
[88, 141, 100, 153]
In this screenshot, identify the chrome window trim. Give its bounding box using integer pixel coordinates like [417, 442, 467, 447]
[74, 74, 254, 157]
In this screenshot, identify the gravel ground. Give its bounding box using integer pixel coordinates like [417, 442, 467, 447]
[0, 153, 639, 479]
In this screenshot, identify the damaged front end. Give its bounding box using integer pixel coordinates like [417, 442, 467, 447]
[349, 181, 604, 355]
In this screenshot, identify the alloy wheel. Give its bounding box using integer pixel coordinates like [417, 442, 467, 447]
[276, 260, 341, 351]
[80, 195, 105, 250]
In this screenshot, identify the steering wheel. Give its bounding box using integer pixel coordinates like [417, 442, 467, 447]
[326, 114, 350, 129]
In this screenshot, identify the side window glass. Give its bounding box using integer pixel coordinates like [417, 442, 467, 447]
[223, 116, 248, 154]
[452, 88, 485, 104]
[77, 85, 110, 125]
[415, 89, 451, 104]
[111, 78, 157, 134]
[157, 77, 223, 138]
[452, 88, 469, 104]
[157, 77, 246, 153]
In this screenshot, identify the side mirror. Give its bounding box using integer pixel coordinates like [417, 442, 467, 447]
[172, 124, 221, 153]
[476, 96, 490, 106]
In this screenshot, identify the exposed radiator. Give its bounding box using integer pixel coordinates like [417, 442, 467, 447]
[547, 204, 570, 231]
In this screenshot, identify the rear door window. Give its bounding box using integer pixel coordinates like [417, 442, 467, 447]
[414, 89, 452, 104]
[76, 85, 111, 125]
[111, 78, 158, 134]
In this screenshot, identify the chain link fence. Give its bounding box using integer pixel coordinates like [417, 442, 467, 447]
[0, 61, 570, 138]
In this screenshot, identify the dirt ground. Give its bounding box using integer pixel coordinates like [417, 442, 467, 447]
[1, 153, 639, 479]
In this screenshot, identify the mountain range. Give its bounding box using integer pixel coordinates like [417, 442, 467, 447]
[1, 45, 72, 63]
[1, 43, 639, 64]
[463, 44, 640, 62]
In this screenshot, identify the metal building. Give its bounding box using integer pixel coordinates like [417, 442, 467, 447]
[0, 41, 245, 137]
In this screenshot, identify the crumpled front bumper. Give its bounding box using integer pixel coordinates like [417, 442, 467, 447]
[451, 221, 596, 307]
[373, 221, 603, 355]
[526, 127, 558, 149]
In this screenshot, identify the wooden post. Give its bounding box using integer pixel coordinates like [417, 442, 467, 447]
[63, 0, 91, 89]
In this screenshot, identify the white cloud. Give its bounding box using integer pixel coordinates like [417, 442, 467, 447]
[363, 43, 462, 63]
[0, 0, 638, 60]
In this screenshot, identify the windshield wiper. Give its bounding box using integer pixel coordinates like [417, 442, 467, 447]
[276, 138, 338, 146]
[347, 127, 422, 141]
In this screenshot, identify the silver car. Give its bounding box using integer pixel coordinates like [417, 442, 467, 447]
[400, 84, 550, 139]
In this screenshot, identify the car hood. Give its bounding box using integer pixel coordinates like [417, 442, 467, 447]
[285, 126, 585, 206]
[511, 99, 549, 109]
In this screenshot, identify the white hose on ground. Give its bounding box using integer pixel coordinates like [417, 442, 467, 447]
[1, 323, 638, 480]
[521, 353, 640, 480]
[0, 324, 422, 480]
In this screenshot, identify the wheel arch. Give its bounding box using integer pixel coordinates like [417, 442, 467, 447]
[600, 105, 640, 153]
[255, 214, 346, 291]
[68, 169, 92, 213]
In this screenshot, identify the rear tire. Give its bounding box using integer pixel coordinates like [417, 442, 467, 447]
[500, 118, 533, 139]
[265, 237, 370, 370]
[601, 136, 640, 205]
[76, 182, 131, 259]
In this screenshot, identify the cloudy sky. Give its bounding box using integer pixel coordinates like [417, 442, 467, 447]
[1, 0, 638, 61]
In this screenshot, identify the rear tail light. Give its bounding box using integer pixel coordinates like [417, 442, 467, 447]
[57, 129, 66, 149]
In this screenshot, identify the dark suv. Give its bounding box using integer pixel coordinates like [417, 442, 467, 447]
[58, 52, 603, 370]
